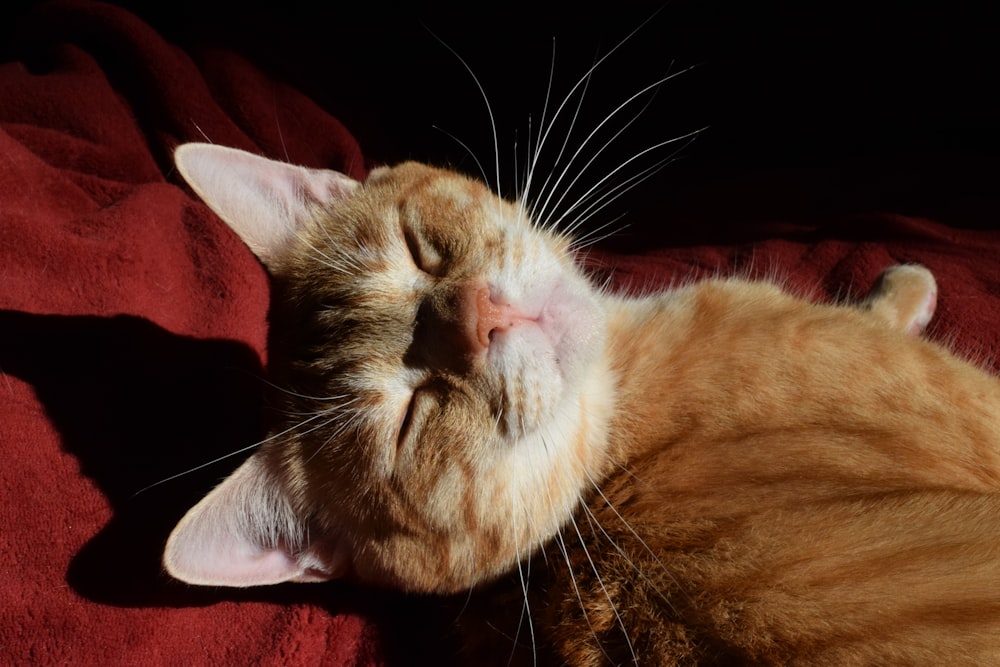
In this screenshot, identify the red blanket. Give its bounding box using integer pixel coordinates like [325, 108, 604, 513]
[2, 2, 999, 665]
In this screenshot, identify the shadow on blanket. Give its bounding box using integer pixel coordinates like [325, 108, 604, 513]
[0, 311, 262, 602]
[0, 308, 463, 662]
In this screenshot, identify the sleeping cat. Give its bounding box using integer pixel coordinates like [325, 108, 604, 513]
[164, 143, 1000, 665]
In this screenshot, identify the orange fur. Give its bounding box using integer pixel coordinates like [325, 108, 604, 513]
[518, 271, 1000, 665]
[166, 145, 1000, 665]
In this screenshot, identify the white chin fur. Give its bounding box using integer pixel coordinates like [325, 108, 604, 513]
[489, 273, 606, 438]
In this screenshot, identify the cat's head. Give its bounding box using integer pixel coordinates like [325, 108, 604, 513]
[163, 144, 615, 593]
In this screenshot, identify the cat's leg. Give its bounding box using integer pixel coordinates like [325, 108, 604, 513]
[861, 264, 937, 335]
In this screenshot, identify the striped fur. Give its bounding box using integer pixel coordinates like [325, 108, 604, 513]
[166, 145, 1000, 665]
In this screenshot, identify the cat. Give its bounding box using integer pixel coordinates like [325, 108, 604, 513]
[164, 143, 1000, 666]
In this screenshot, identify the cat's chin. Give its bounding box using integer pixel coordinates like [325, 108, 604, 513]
[484, 274, 605, 437]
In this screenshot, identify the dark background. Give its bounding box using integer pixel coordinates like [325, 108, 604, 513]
[4, 1, 999, 233]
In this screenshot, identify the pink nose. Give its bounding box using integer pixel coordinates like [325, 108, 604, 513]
[474, 286, 513, 348]
[463, 285, 520, 354]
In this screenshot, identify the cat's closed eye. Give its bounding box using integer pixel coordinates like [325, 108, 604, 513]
[399, 384, 440, 451]
[402, 223, 440, 275]
[398, 391, 418, 448]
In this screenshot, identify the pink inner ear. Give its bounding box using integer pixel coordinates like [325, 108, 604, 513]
[165, 524, 310, 587]
[173, 143, 358, 266]
[179, 543, 307, 588]
[163, 455, 348, 587]
[166, 526, 348, 587]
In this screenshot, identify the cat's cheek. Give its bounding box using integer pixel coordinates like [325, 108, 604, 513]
[486, 302, 605, 437]
[536, 279, 605, 377]
[489, 287, 603, 377]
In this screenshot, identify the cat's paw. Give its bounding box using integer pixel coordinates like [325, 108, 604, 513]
[863, 264, 937, 335]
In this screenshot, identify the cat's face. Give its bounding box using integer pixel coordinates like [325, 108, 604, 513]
[164, 147, 616, 593]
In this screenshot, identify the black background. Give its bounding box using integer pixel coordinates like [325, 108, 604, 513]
[4, 1, 999, 231]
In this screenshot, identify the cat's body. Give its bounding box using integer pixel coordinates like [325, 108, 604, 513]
[164, 147, 1000, 665]
[454, 265, 1000, 665]
[483, 275, 1000, 665]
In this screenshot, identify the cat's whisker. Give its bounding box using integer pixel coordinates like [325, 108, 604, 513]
[508, 459, 540, 667]
[431, 125, 493, 189]
[192, 122, 213, 144]
[583, 255, 619, 297]
[567, 220, 628, 253]
[131, 407, 342, 498]
[510, 552, 538, 667]
[558, 145, 684, 240]
[302, 411, 363, 465]
[519, 37, 557, 208]
[565, 208, 630, 252]
[257, 375, 354, 405]
[565, 175, 679, 254]
[425, 29, 502, 211]
[555, 409, 682, 627]
[272, 97, 290, 163]
[565, 510, 640, 665]
[314, 218, 395, 277]
[518, 11, 665, 220]
[559, 416, 679, 611]
[543, 120, 703, 241]
[552, 526, 622, 666]
[301, 242, 354, 274]
[280, 412, 348, 447]
[520, 41, 595, 219]
[275, 395, 367, 472]
[531, 72, 653, 232]
[531, 68, 699, 235]
[315, 221, 365, 272]
[507, 422, 610, 662]
[578, 484, 676, 610]
[305, 250, 354, 275]
[275, 395, 363, 433]
[453, 585, 478, 626]
[292, 227, 362, 274]
[512, 125, 523, 225]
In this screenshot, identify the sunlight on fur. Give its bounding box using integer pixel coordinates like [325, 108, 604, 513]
[162, 26, 1000, 665]
[165, 141, 1000, 665]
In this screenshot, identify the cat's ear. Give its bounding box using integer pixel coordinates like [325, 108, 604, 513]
[174, 143, 359, 266]
[163, 454, 349, 587]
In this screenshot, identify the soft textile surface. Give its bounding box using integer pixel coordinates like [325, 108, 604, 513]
[2, 2, 999, 665]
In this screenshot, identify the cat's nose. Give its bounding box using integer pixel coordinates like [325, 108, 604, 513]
[465, 284, 517, 354]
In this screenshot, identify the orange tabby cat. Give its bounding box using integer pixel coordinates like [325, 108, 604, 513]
[164, 143, 1000, 665]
